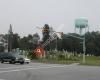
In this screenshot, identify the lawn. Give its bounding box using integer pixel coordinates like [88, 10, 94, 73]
[32, 56, 100, 66]
[32, 59, 80, 64]
[80, 56, 100, 66]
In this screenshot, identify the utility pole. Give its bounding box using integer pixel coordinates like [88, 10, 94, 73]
[82, 27, 86, 63]
[55, 37, 57, 51]
[83, 36, 85, 63]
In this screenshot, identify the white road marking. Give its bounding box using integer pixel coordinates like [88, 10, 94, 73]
[0, 64, 54, 70]
[0, 63, 71, 70]
[0, 65, 69, 74]
[0, 66, 35, 70]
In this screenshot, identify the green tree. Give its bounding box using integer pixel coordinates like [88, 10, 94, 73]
[42, 24, 50, 50]
[12, 34, 20, 49]
[0, 46, 4, 52]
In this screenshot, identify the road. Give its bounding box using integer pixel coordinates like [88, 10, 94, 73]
[0, 62, 100, 80]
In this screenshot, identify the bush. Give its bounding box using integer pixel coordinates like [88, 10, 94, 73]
[27, 50, 37, 60]
[57, 54, 65, 60]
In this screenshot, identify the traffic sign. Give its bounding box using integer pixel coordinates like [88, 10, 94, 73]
[35, 47, 44, 58]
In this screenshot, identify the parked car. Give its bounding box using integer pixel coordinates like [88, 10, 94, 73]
[23, 57, 30, 64]
[0, 52, 4, 61]
[0, 52, 25, 64]
[19, 55, 30, 64]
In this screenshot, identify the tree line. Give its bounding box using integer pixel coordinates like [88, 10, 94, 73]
[0, 31, 100, 56]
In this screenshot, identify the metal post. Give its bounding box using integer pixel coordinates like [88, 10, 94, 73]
[55, 38, 57, 51]
[83, 37, 85, 63]
[83, 27, 86, 63]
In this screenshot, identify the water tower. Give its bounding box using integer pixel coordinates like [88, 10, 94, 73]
[75, 17, 88, 63]
[75, 17, 88, 35]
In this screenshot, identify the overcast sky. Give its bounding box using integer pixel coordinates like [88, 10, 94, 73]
[0, 0, 100, 37]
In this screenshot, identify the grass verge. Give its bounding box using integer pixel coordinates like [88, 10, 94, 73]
[32, 59, 80, 64]
[32, 56, 100, 66]
[80, 56, 100, 66]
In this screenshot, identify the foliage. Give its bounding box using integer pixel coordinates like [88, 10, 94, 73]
[12, 34, 20, 49]
[27, 50, 37, 60]
[2, 30, 100, 56]
[80, 56, 100, 66]
[0, 46, 4, 52]
[42, 24, 50, 50]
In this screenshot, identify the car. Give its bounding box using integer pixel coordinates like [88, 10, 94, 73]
[0, 52, 25, 64]
[0, 52, 4, 61]
[18, 55, 30, 64]
[24, 57, 30, 64]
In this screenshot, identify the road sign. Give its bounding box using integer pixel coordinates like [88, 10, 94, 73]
[35, 47, 44, 58]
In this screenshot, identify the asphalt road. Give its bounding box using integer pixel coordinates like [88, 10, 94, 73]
[0, 62, 100, 80]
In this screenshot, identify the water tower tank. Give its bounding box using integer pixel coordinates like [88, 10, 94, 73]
[75, 17, 88, 28]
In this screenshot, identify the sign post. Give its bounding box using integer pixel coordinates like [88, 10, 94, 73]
[35, 47, 44, 58]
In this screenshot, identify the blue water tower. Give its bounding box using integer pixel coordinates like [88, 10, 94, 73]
[75, 17, 88, 35]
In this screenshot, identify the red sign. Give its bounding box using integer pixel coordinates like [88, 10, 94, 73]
[35, 47, 44, 57]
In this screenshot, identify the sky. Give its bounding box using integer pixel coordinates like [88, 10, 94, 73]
[0, 0, 100, 37]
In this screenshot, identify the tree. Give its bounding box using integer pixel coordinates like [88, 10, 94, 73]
[12, 34, 20, 49]
[19, 36, 30, 50]
[86, 31, 100, 56]
[8, 24, 13, 52]
[42, 24, 50, 50]
[19, 34, 40, 50]
[0, 46, 4, 52]
[32, 33, 40, 49]
[62, 33, 82, 53]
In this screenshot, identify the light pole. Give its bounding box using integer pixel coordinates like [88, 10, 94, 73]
[56, 38, 57, 51]
[82, 27, 86, 63]
[55, 36, 58, 52]
[83, 36, 85, 63]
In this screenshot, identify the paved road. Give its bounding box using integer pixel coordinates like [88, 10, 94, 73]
[0, 62, 100, 80]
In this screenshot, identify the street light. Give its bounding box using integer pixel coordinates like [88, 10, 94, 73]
[83, 36, 85, 63]
[82, 27, 86, 63]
